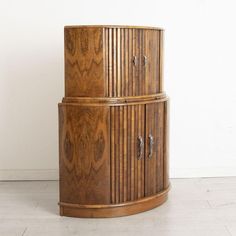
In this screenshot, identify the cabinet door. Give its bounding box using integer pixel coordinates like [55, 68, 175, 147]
[104, 28, 143, 97]
[143, 30, 161, 94]
[110, 104, 145, 204]
[145, 102, 165, 196]
[59, 105, 110, 204]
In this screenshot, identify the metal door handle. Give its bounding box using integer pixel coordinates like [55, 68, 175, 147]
[137, 136, 144, 160]
[132, 56, 138, 66]
[148, 134, 154, 159]
[143, 55, 148, 66]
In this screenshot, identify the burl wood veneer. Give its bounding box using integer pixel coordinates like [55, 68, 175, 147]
[58, 25, 170, 218]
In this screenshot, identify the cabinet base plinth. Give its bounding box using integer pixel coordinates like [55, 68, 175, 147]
[59, 186, 169, 218]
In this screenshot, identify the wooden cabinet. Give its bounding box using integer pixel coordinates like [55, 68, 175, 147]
[59, 25, 169, 218]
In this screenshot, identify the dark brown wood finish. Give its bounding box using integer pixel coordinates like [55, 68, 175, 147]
[65, 26, 162, 97]
[110, 104, 145, 203]
[144, 30, 160, 94]
[64, 27, 105, 97]
[59, 105, 110, 204]
[59, 186, 169, 218]
[104, 28, 161, 96]
[163, 100, 170, 189]
[59, 25, 169, 218]
[144, 102, 165, 196]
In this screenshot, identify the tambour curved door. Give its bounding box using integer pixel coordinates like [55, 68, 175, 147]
[145, 101, 169, 196]
[109, 101, 169, 204]
[110, 104, 145, 204]
[104, 28, 162, 96]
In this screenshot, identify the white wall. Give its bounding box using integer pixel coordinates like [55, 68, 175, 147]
[0, 0, 236, 180]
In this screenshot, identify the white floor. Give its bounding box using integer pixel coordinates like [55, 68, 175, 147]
[0, 178, 236, 236]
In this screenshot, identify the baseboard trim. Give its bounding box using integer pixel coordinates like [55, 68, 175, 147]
[0, 169, 59, 181]
[0, 168, 235, 181]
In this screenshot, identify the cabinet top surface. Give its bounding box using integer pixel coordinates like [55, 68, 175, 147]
[64, 25, 164, 30]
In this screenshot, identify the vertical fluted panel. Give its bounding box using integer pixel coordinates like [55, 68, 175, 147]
[128, 29, 133, 96]
[110, 106, 115, 203]
[104, 28, 161, 97]
[144, 102, 166, 196]
[163, 100, 169, 189]
[145, 104, 157, 196]
[104, 27, 165, 203]
[104, 28, 135, 97]
[108, 28, 113, 97]
[157, 102, 164, 192]
[110, 105, 145, 204]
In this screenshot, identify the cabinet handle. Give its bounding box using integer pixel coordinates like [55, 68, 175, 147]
[132, 56, 138, 66]
[148, 134, 154, 159]
[137, 136, 144, 160]
[143, 55, 148, 66]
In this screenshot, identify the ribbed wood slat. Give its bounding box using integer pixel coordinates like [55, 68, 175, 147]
[104, 28, 160, 98]
[123, 105, 128, 202]
[110, 104, 146, 204]
[119, 106, 123, 202]
[144, 102, 166, 197]
[110, 102, 167, 204]
[110, 106, 115, 203]
[157, 102, 164, 192]
[127, 105, 131, 201]
[108, 28, 113, 97]
[128, 29, 133, 96]
[132, 29, 136, 97]
[163, 100, 169, 189]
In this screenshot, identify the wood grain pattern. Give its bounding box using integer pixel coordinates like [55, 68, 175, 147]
[65, 26, 162, 97]
[65, 27, 105, 97]
[144, 29, 160, 94]
[59, 25, 169, 218]
[163, 100, 169, 189]
[110, 104, 145, 203]
[104, 28, 161, 97]
[144, 102, 165, 196]
[159, 30, 164, 92]
[59, 186, 169, 218]
[157, 102, 165, 192]
[59, 104, 110, 204]
[145, 104, 156, 196]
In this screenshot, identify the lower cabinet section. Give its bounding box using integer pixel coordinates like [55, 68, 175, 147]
[59, 99, 169, 217]
[110, 102, 169, 204]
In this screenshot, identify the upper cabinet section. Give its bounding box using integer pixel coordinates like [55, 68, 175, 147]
[64, 26, 163, 97]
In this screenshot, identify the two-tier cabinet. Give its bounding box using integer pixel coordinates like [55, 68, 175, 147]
[58, 25, 170, 218]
